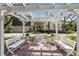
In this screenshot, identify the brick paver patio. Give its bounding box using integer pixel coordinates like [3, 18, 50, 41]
[14, 41, 63, 56]
[13, 35, 64, 56]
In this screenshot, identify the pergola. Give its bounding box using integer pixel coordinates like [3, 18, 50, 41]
[0, 3, 79, 56]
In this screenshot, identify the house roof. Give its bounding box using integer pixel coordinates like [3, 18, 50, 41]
[12, 16, 31, 26]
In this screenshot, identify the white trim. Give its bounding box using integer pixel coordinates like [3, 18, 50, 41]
[55, 16, 58, 40]
[22, 21, 26, 40]
[76, 11, 79, 56]
[71, 9, 78, 56]
[0, 10, 4, 56]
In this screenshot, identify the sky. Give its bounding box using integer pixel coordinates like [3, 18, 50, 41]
[26, 3, 67, 18]
[32, 10, 77, 21]
[30, 3, 79, 18]
[32, 10, 65, 17]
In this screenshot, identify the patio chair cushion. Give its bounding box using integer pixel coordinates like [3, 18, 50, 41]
[9, 40, 25, 49]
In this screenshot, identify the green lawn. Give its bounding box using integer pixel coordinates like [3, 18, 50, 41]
[25, 36, 36, 42]
[44, 35, 55, 43]
[65, 35, 77, 41]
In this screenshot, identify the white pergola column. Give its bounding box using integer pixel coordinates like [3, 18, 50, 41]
[55, 21, 58, 34]
[67, 9, 78, 55]
[55, 16, 58, 40]
[22, 21, 26, 40]
[76, 12, 79, 56]
[0, 10, 4, 56]
[71, 9, 79, 56]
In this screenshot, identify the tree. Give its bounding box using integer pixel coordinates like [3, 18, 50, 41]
[47, 21, 50, 30]
[62, 14, 77, 33]
[62, 14, 73, 32]
[4, 15, 13, 32]
[33, 22, 44, 31]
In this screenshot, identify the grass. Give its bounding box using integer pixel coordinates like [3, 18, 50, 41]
[64, 35, 77, 56]
[72, 50, 76, 56]
[44, 35, 55, 43]
[25, 34, 55, 43]
[66, 35, 77, 41]
[31, 31, 43, 34]
[25, 36, 36, 42]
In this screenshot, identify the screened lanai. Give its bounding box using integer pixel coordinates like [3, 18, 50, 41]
[0, 3, 78, 56]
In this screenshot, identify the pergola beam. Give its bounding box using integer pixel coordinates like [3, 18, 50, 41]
[0, 4, 79, 12]
[22, 3, 26, 7]
[10, 13, 25, 22]
[20, 14, 30, 21]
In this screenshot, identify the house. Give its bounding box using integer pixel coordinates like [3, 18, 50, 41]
[12, 16, 63, 33]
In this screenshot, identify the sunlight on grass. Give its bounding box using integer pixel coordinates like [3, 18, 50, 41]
[44, 35, 55, 43]
[65, 35, 77, 41]
[25, 35, 36, 42]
